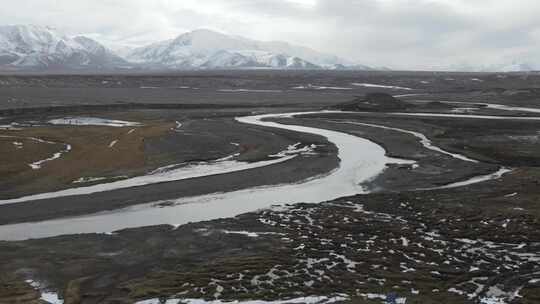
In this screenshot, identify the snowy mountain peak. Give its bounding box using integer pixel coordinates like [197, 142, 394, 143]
[171, 29, 254, 51]
[0, 25, 81, 52]
[127, 29, 366, 70]
[0, 24, 127, 69]
[0, 26, 369, 71]
[180, 28, 228, 41]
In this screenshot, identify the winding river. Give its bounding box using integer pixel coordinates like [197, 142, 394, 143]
[0, 110, 537, 240]
[0, 111, 412, 240]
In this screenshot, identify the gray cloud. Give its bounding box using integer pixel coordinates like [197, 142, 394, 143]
[1, 0, 539, 70]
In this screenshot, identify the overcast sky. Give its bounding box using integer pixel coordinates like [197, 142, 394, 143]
[1, 0, 539, 70]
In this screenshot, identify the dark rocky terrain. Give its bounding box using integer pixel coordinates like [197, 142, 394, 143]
[331, 93, 413, 112]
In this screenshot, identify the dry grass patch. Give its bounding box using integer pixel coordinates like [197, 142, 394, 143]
[0, 121, 174, 198]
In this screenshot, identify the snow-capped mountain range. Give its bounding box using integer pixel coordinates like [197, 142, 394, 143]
[126, 29, 369, 70]
[0, 25, 127, 70]
[0, 25, 369, 71]
[1, 25, 534, 72]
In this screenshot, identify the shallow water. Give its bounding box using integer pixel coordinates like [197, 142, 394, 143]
[388, 112, 540, 120]
[425, 167, 512, 190]
[0, 111, 411, 240]
[331, 120, 478, 163]
[407, 99, 540, 115]
[0, 152, 297, 205]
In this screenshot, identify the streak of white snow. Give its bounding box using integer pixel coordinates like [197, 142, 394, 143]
[48, 117, 141, 127]
[351, 83, 413, 90]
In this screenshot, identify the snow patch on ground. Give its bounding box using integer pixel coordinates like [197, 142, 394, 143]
[351, 83, 414, 90]
[108, 139, 119, 148]
[269, 143, 319, 158]
[1, 134, 75, 170]
[0, 123, 23, 130]
[48, 117, 142, 127]
[72, 176, 127, 184]
[29, 144, 72, 170]
[171, 121, 184, 132]
[222, 230, 285, 238]
[218, 89, 283, 93]
[25, 280, 64, 304]
[292, 84, 352, 90]
[135, 295, 348, 304]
